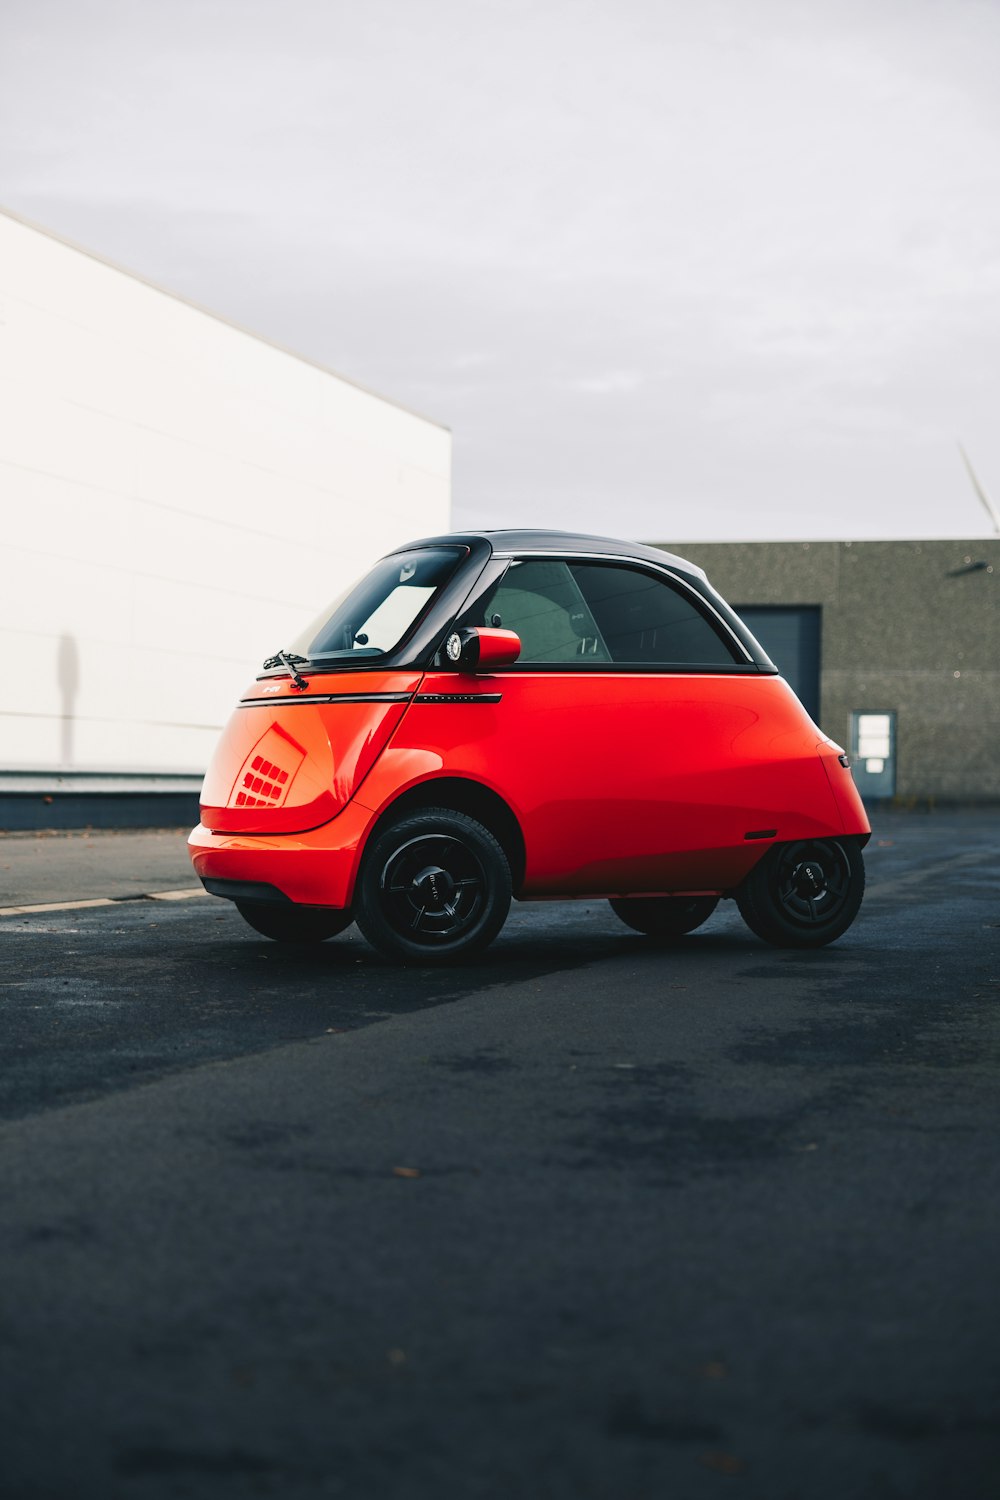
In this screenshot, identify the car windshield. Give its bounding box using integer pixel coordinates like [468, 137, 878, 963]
[287, 547, 465, 662]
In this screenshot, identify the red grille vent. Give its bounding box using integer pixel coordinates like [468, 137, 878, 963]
[228, 728, 306, 811]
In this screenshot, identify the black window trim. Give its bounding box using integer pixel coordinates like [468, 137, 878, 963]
[473, 662, 767, 676]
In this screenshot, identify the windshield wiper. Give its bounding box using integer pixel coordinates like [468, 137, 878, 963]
[262, 649, 309, 690]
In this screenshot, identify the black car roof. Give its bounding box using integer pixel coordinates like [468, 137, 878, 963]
[394, 529, 708, 582]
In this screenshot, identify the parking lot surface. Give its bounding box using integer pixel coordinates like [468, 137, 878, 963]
[1, 810, 999, 1498]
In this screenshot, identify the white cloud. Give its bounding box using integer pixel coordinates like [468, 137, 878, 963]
[566, 372, 643, 395]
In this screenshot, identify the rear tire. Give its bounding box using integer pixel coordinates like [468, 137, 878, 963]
[235, 901, 353, 943]
[609, 895, 718, 938]
[736, 838, 865, 948]
[355, 807, 511, 964]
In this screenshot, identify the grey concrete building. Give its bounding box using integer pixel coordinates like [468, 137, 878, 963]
[652, 539, 999, 802]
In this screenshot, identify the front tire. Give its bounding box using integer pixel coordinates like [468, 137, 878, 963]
[736, 838, 865, 948]
[355, 807, 511, 963]
[235, 901, 353, 944]
[609, 895, 718, 938]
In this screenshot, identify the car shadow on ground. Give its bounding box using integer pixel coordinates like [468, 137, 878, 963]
[0, 896, 883, 1125]
[191, 900, 846, 1007]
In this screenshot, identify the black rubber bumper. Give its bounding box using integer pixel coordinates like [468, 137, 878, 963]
[200, 878, 293, 904]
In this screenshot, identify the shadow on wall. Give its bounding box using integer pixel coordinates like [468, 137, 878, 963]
[57, 632, 79, 767]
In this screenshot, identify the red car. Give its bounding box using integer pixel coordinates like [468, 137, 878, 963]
[189, 531, 869, 961]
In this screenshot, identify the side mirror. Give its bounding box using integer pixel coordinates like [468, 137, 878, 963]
[443, 626, 521, 670]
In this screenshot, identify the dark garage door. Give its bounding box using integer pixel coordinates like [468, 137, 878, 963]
[736, 606, 822, 723]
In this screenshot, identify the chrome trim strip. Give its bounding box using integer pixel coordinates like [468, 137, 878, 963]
[237, 691, 413, 708]
[415, 693, 503, 704]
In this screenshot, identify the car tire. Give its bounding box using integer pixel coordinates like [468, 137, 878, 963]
[235, 901, 353, 943]
[608, 895, 718, 938]
[736, 838, 865, 948]
[605, 888, 716, 936]
[355, 807, 511, 964]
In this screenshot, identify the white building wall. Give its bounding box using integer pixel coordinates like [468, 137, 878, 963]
[0, 209, 451, 787]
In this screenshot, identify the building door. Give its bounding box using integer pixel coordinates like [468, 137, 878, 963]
[851, 711, 896, 799]
[737, 606, 822, 723]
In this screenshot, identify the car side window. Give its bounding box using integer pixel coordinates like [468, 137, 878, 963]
[485, 560, 612, 662]
[569, 563, 739, 665]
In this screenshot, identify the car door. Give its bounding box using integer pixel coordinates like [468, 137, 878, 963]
[409, 554, 779, 896]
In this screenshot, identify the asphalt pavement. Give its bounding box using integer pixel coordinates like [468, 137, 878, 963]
[1, 811, 998, 1499]
[0, 826, 198, 908]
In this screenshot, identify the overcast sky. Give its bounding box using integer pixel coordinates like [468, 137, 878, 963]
[2, 0, 999, 542]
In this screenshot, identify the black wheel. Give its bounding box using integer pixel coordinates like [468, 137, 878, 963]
[609, 895, 718, 938]
[235, 901, 353, 943]
[355, 807, 511, 963]
[736, 838, 865, 948]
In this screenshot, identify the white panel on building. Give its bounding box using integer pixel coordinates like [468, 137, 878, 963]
[0, 208, 451, 791]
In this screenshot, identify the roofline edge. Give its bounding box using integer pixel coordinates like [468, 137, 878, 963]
[0, 202, 451, 434]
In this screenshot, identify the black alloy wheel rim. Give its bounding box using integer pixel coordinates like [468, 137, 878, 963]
[772, 840, 852, 928]
[380, 834, 487, 944]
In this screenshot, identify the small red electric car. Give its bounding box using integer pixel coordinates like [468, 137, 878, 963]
[189, 531, 869, 961]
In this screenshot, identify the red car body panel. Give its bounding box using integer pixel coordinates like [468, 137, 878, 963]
[198, 671, 422, 836]
[356, 670, 865, 897]
[190, 662, 868, 910]
[189, 800, 373, 909]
